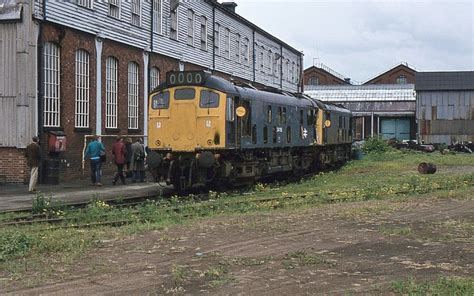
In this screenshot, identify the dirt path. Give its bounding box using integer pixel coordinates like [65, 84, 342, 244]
[6, 195, 474, 295]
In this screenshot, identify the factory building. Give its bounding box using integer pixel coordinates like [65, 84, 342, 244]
[0, 0, 303, 184]
[416, 71, 474, 144]
[305, 84, 416, 141]
[304, 63, 417, 140]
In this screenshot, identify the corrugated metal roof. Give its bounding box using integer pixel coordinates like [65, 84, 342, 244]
[304, 84, 416, 102]
[415, 72, 474, 91]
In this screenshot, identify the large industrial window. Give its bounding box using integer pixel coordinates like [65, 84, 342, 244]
[108, 0, 120, 19]
[396, 75, 407, 84]
[152, 0, 162, 34]
[243, 37, 249, 65]
[128, 62, 139, 129]
[150, 67, 160, 91]
[235, 33, 240, 63]
[223, 27, 230, 58]
[75, 49, 90, 128]
[269, 50, 273, 74]
[43, 42, 61, 128]
[131, 0, 141, 26]
[105, 57, 118, 129]
[187, 9, 194, 46]
[77, 0, 93, 9]
[170, 7, 178, 40]
[200, 16, 207, 50]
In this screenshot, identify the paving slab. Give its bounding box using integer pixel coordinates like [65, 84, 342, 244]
[0, 178, 168, 212]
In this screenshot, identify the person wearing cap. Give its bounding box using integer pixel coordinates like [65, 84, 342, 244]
[25, 136, 41, 193]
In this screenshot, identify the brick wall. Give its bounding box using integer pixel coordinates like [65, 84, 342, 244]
[303, 67, 348, 86]
[0, 148, 28, 183]
[24, 23, 269, 185]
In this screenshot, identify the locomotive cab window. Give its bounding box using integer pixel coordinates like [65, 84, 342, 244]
[174, 88, 195, 100]
[151, 91, 170, 109]
[200, 90, 219, 108]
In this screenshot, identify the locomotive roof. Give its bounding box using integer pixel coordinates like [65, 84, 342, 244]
[155, 71, 317, 109]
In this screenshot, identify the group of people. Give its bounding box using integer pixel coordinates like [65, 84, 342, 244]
[24, 135, 148, 193]
[84, 136, 147, 186]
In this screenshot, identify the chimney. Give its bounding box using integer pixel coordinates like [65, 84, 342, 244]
[222, 1, 237, 13]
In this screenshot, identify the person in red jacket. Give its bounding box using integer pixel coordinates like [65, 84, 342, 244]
[112, 136, 126, 185]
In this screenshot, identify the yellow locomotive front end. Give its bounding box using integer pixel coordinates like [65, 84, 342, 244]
[148, 73, 227, 152]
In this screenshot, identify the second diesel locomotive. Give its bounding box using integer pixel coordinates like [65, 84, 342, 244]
[146, 71, 352, 190]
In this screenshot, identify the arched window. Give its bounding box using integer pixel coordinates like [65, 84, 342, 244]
[75, 49, 90, 128]
[150, 67, 160, 91]
[128, 62, 139, 129]
[396, 75, 407, 84]
[43, 42, 61, 127]
[106, 57, 118, 129]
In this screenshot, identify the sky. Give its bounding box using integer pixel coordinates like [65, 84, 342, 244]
[230, 0, 474, 83]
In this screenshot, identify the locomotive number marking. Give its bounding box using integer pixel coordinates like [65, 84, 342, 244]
[156, 122, 162, 128]
[206, 120, 212, 128]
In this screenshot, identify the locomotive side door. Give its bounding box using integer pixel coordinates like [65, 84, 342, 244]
[235, 98, 251, 149]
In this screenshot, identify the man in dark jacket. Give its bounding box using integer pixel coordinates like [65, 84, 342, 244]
[84, 135, 105, 186]
[112, 136, 126, 185]
[25, 136, 41, 193]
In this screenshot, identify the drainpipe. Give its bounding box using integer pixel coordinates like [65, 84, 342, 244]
[279, 44, 283, 90]
[150, 0, 154, 52]
[299, 52, 303, 93]
[212, 5, 215, 70]
[252, 30, 255, 83]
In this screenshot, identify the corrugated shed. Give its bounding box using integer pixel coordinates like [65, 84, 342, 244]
[415, 72, 474, 91]
[0, 0, 37, 148]
[304, 84, 416, 102]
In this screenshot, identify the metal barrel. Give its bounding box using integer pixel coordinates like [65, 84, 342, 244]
[418, 162, 437, 174]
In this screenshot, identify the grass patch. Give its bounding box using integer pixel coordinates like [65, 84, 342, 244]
[0, 151, 473, 289]
[282, 250, 334, 269]
[379, 225, 412, 236]
[391, 276, 474, 295]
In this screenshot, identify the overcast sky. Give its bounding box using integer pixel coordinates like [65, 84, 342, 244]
[230, 0, 474, 83]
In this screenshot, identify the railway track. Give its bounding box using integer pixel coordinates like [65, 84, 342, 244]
[1, 177, 471, 230]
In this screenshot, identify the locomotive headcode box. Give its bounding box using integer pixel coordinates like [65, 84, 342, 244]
[48, 131, 67, 153]
[166, 71, 208, 86]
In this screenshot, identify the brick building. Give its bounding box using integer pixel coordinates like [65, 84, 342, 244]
[303, 63, 350, 86]
[363, 63, 416, 85]
[0, 0, 303, 184]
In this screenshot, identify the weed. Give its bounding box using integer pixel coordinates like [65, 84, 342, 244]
[391, 277, 474, 295]
[202, 262, 233, 287]
[31, 193, 64, 217]
[362, 137, 393, 154]
[171, 264, 189, 286]
[0, 232, 32, 261]
[379, 226, 412, 236]
[283, 250, 333, 269]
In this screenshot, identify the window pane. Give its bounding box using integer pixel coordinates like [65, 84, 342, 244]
[174, 88, 195, 100]
[152, 91, 170, 109]
[199, 90, 219, 108]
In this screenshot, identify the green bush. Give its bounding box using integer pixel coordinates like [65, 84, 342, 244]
[0, 232, 32, 261]
[362, 137, 392, 154]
